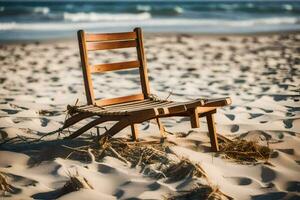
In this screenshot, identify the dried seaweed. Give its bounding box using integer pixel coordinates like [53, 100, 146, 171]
[56, 172, 93, 198]
[219, 139, 271, 163]
[166, 183, 229, 200]
[95, 137, 172, 168]
[163, 159, 206, 182]
[0, 172, 16, 195]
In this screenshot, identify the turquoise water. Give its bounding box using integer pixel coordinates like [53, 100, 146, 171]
[0, 0, 300, 41]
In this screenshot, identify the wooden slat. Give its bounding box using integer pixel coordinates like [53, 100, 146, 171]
[91, 60, 140, 73]
[156, 118, 166, 138]
[85, 32, 137, 42]
[103, 99, 151, 109]
[190, 108, 200, 128]
[103, 101, 173, 111]
[131, 124, 139, 141]
[86, 40, 137, 51]
[102, 102, 176, 113]
[203, 97, 231, 107]
[96, 93, 144, 106]
[197, 107, 217, 113]
[64, 117, 110, 139]
[77, 30, 95, 105]
[206, 113, 219, 151]
[135, 27, 151, 98]
[62, 112, 95, 129]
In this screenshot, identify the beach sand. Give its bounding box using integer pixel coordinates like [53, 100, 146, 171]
[0, 33, 299, 199]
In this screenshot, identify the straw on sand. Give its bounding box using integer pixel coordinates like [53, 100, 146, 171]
[166, 183, 230, 200]
[0, 172, 15, 195]
[219, 139, 271, 163]
[56, 172, 93, 198]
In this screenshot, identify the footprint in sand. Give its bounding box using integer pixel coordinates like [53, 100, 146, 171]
[277, 149, 294, 155]
[251, 191, 300, 200]
[261, 166, 276, 183]
[225, 114, 235, 121]
[226, 177, 253, 186]
[286, 181, 300, 192]
[98, 164, 116, 174]
[283, 119, 293, 129]
[231, 125, 239, 133]
[147, 182, 161, 190]
[40, 118, 50, 127]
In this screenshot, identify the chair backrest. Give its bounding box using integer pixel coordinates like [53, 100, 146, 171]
[77, 27, 150, 106]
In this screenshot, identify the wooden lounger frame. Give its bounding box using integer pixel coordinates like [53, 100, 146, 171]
[62, 27, 231, 152]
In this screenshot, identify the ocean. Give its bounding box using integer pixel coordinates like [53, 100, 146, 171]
[0, 0, 300, 41]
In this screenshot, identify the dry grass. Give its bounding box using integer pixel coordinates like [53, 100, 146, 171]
[60, 136, 232, 199]
[0, 172, 15, 195]
[93, 137, 232, 199]
[166, 183, 229, 200]
[219, 139, 271, 163]
[93, 137, 209, 181]
[95, 137, 172, 168]
[56, 172, 93, 198]
[163, 159, 206, 182]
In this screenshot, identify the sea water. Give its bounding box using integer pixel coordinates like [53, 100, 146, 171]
[0, 0, 300, 41]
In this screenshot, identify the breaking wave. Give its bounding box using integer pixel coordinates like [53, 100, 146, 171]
[63, 12, 151, 22]
[0, 17, 299, 31]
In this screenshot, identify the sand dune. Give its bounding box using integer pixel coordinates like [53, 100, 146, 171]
[0, 33, 299, 199]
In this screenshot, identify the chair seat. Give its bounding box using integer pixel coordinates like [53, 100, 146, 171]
[69, 97, 231, 116]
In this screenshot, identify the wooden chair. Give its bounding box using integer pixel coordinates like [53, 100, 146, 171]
[62, 27, 231, 151]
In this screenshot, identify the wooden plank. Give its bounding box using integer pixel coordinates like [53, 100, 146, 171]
[134, 27, 150, 98]
[91, 60, 140, 73]
[190, 108, 200, 128]
[62, 112, 95, 129]
[156, 118, 166, 138]
[96, 93, 144, 106]
[131, 124, 138, 141]
[166, 104, 188, 114]
[77, 30, 95, 105]
[106, 99, 203, 113]
[203, 97, 232, 107]
[197, 106, 216, 113]
[86, 40, 137, 51]
[85, 32, 137, 42]
[102, 119, 131, 139]
[103, 99, 150, 109]
[64, 117, 109, 139]
[103, 101, 174, 112]
[155, 108, 216, 118]
[206, 113, 219, 152]
[185, 99, 205, 109]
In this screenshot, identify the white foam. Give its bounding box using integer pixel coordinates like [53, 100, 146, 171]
[33, 6, 50, 15]
[63, 12, 151, 22]
[136, 5, 151, 12]
[283, 4, 293, 11]
[0, 16, 298, 31]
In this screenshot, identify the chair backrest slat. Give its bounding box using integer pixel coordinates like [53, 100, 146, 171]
[135, 28, 150, 98]
[85, 32, 137, 42]
[77, 27, 151, 106]
[78, 30, 95, 105]
[86, 40, 137, 51]
[95, 94, 144, 106]
[91, 60, 140, 73]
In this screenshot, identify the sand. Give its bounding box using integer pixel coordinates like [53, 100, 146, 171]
[0, 33, 299, 199]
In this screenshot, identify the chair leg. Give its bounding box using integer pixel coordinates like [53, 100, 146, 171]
[102, 119, 131, 140]
[62, 112, 95, 130]
[190, 108, 200, 128]
[64, 117, 109, 139]
[156, 118, 166, 138]
[206, 113, 219, 152]
[131, 124, 139, 141]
